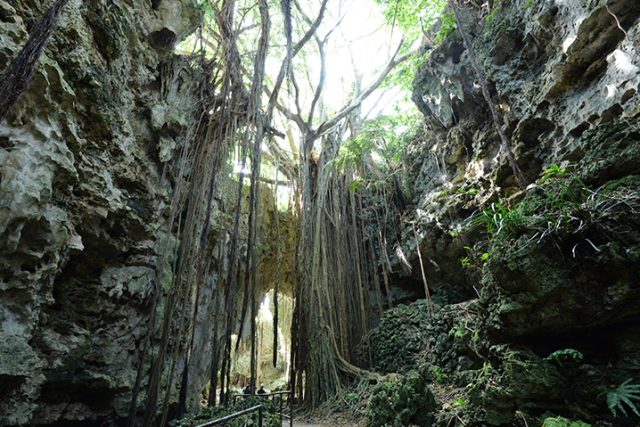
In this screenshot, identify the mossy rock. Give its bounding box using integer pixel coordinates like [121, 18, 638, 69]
[578, 118, 640, 185]
[360, 302, 432, 374]
[86, 2, 129, 62]
[368, 370, 439, 427]
[361, 300, 487, 388]
[462, 345, 565, 426]
[479, 171, 640, 338]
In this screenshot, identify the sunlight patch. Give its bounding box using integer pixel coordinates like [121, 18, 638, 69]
[608, 49, 638, 75]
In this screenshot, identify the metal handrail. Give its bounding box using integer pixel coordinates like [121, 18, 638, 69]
[231, 390, 293, 427]
[232, 391, 292, 402]
[195, 405, 263, 427]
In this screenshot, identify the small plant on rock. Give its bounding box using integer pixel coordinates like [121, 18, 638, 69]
[539, 163, 571, 184]
[599, 378, 640, 418]
[457, 187, 479, 195]
[451, 397, 467, 408]
[545, 349, 584, 367]
[464, 201, 526, 238]
[435, 11, 457, 43]
[346, 392, 359, 402]
[428, 365, 449, 384]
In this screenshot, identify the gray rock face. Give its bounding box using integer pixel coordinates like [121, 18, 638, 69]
[0, 0, 203, 425]
[402, 0, 640, 298]
[392, 2, 640, 424]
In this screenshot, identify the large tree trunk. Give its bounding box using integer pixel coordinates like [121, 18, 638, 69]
[293, 129, 377, 407]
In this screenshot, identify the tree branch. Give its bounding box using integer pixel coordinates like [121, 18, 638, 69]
[317, 39, 416, 136]
[306, 35, 326, 129]
[291, 0, 329, 56]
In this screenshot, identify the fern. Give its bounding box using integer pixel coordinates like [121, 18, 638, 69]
[599, 378, 640, 417]
[541, 416, 591, 427]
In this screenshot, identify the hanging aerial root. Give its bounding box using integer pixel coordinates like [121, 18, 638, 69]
[331, 333, 399, 384]
[0, 0, 71, 123]
[335, 355, 400, 384]
[449, 0, 527, 189]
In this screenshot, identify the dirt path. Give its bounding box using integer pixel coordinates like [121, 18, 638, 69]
[290, 417, 365, 427]
[291, 422, 325, 427]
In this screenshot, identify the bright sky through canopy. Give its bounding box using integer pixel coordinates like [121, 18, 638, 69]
[318, 0, 411, 118]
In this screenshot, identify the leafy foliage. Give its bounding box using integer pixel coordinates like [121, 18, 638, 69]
[373, 0, 449, 91]
[540, 416, 591, 427]
[434, 11, 456, 43]
[374, 0, 447, 39]
[463, 201, 526, 238]
[539, 163, 571, 184]
[599, 378, 640, 418]
[545, 348, 584, 367]
[428, 365, 449, 384]
[486, 7, 499, 24]
[331, 113, 418, 193]
[368, 370, 438, 427]
[451, 397, 467, 408]
[457, 175, 640, 250]
[192, 0, 212, 13]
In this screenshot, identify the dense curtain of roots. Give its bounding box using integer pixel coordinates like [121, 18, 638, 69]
[292, 128, 391, 409]
[127, 0, 274, 424]
[124, 0, 411, 420]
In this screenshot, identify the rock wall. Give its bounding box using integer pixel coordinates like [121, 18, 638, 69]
[397, 0, 640, 299]
[366, 0, 640, 425]
[0, 0, 205, 425]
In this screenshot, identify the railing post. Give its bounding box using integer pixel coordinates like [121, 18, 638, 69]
[289, 391, 293, 427]
[280, 394, 283, 427]
[259, 406, 263, 427]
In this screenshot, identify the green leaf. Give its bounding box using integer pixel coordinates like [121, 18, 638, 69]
[600, 378, 640, 418]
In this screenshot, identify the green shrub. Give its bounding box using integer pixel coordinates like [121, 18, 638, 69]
[368, 371, 439, 427]
[544, 349, 584, 367]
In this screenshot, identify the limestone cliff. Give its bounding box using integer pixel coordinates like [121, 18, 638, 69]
[0, 0, 204, 425]
[398, 0, 640, 303]
[0, 0, 299, 423]
[365, 0, 640, 425]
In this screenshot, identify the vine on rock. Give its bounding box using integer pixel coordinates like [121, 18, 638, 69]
[0, 0, 71, 123]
